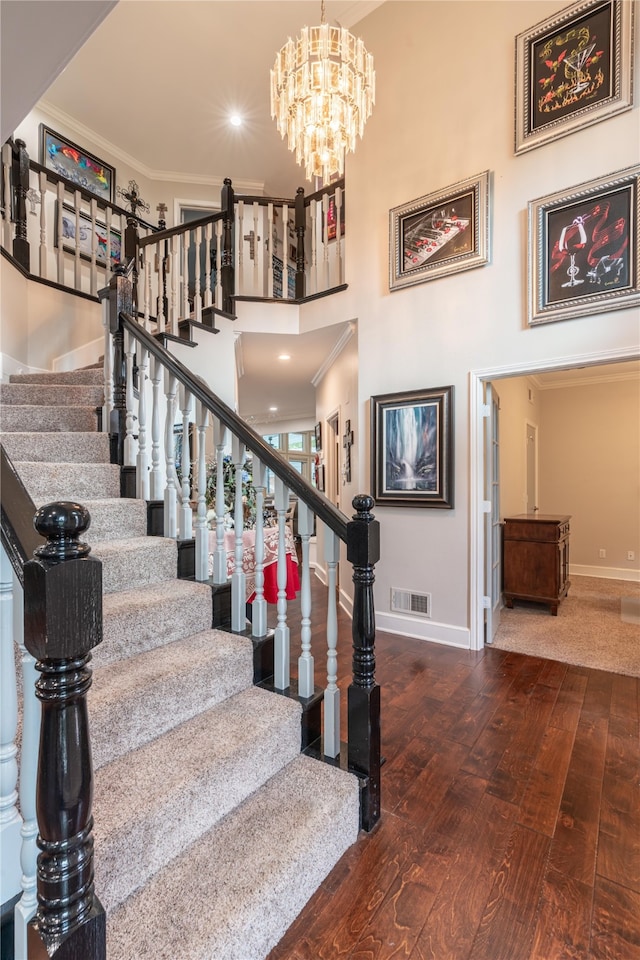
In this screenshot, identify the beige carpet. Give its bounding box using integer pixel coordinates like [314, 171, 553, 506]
[492, 575, 640, 677]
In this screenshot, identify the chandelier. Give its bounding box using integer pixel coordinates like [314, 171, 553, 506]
[270, 1, 375, 184]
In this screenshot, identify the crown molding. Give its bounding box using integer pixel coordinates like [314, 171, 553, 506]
[311, 321, 356, 387]
[529, 366, 640, 390]
[38, 99, 265, 194]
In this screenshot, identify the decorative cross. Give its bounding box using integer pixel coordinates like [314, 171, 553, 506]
[342, 419, 354, 484]
[243, 230, 260, 260]
[156, 202, 168, 229]
[116, 179, 150, 217]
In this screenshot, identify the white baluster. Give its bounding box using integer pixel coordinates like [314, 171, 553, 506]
[237, 200, 244, 295]
[178, 385, 193, 540]
[310, 198, 318, 295]
[182, 228, 190, 320]
[124, 329, 137, 467]
[164, 370, 179, 538]
[13, 568, 39, 956]
[136, 346, 150, 500]
[142, 248, 151, 330]
[297, 501, 315, 698]
[105, 206, 113, 279]
[73, 190, 81, 289]
[89, 197, 98, 296]
[215, 220, 223, 309]
[282, 203, 291, 300]
[0, 550, 21, 908]
[274, 477, 291, 690]
[322, 193, 330, 291]
[149, 356, 164, 499]
[195, 401, 210, 582]
[231, 435, 246, 632]
[251, 457, 268, 639]
[266, 202, 274, 298]
[38, 170, 47, 278]
[101, 297, 113, 431]
[56, 181, 64, 282]
[2, 143, 12, 249]
[170, 235, 179, 335]
[211, 419, 228, 585]
[253, 201, 260, 296]
[324, 526, 340, 758]
[335, 186, 344, 285]
[204, 222, 212, 309]
[193, 225, 202, 321]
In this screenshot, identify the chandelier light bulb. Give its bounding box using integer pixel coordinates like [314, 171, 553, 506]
[270, 17, 375, 184]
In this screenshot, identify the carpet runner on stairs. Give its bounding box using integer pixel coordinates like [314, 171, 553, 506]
[1, 367, 360, 959]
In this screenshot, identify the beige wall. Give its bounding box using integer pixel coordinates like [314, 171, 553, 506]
[495, 376, 540, 520]
[539, 377, 640, 575]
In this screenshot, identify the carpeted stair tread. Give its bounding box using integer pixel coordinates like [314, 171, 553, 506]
[83, 498, 148, 541]
[98, 579, 214, 668]
[0, 405, 99, 433]
[0, 382, 103, 406]
[91, 536, 178, 593]
[91, 629, 254, 770]
[9, 369, 103, 385]
[0, 431, 110, 463]
[93, 686, 303, 911]
[105, 754, 359, 960]
[14, 460, 120, 502]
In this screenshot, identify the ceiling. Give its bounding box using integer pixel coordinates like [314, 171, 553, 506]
[35, 0, 380, 427]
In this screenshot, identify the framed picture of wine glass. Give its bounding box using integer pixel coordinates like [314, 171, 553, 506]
[527, 164, 639, 325]
[515, 0, 634, 155]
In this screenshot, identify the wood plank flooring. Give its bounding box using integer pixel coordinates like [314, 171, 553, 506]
[268, 580, 640, 960]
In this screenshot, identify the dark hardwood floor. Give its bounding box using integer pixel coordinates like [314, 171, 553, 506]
[268, 577, 640, 960]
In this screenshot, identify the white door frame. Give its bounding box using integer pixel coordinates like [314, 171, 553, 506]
[469, 345, 640, 652]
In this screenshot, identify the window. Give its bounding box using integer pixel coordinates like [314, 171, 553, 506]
[262, 430, 316, 494]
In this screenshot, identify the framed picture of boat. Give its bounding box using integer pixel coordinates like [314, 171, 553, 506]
[389, 172, 490, 291]
[370, 385, 454, 508]
[40, 124, 115, 202]
[515, 0, 634, 155]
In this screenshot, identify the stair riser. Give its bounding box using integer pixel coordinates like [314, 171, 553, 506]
[18, 462, 121, 502]
[0, 384, 104, 406]
[93, 539, 178, 594]
[94, 690, 302, 911]
[83, 499, 148, 541]
[0, 432, 110, 464]
[1, 406, 99, 432]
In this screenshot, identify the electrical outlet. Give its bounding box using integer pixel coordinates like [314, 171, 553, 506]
[599, 549, 606, 558]
[628, 551, 636, 561]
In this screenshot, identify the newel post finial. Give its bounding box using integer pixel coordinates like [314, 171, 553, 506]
[24, 502, 106, 960]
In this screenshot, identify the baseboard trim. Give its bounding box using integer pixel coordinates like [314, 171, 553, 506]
[570, 564, 640, 583]
[375, 612, 471, 649]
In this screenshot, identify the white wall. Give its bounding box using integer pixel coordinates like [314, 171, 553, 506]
[340, 0, 639, 645]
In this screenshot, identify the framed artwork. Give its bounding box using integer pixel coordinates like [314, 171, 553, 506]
[314, 421, 322, 451]
[324, 192, 345, 242]
[370, 386, 454, 508]
[40, 124, 115, 202]
[316, 463, 325, 493]
[389, 172, 490, 291]
[515, 0, 634, 155]
[55, 203, 122, 265]
[528, 164, 639, 325]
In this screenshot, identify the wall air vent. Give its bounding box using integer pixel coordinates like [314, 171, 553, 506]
[391, 588, 432, 619]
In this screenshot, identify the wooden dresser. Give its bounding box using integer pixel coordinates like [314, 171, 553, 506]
[503, 514, 571, 616]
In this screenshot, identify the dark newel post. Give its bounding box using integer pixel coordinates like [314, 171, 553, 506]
[24, 502, 105, 960]
[221, 177, 235, 314]
[124, 216, 139, 317]
[347, 494, 381, 832]
[294, 186, 306, 300]
[12, 138, 30, 270]
[107, 264, 132, 466]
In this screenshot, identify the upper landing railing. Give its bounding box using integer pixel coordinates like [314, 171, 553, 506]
[1, 138, 345, 318]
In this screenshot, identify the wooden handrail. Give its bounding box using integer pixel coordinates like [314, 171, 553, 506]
[0, 443, 45, 585]
[118, 309, 349, 542]
[138, 210, 224, 247]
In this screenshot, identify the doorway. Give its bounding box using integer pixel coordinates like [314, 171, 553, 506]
[526, 421, 538, 514]
[470, 347, 640, 651]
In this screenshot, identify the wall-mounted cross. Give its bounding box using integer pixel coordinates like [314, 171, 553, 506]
[342, 419, 354, 484]
[156, 202, 168, 229]
[243, 230, 260, 260]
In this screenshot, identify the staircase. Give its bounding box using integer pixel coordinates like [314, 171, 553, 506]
[0, 368, 360, 959]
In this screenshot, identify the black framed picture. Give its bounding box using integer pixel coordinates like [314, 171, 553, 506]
[371, 386, 454, 508]
[55, 202, 122, 265]
[528, 164, 639, 324]
[40, 124, 115, 202]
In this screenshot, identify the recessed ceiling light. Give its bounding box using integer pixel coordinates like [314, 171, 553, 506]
[278, 354, 291, 361]
[229, 114, 243, 127]
[269, 406, 278, 411]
